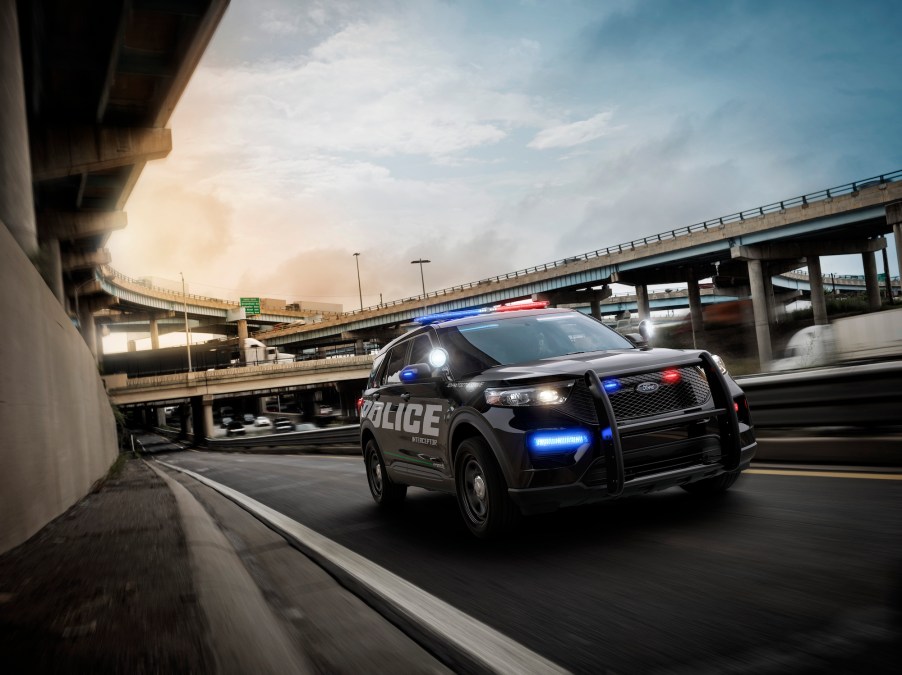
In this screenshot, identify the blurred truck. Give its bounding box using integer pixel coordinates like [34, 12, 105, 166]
[771, 308, 902, 370]
[233, 337, 295, 366]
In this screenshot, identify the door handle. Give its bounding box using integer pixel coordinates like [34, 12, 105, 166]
[401, 393, 411, 402]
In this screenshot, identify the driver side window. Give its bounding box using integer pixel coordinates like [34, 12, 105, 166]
[381, 342, 410, 385]
[407, 334, 434, 367]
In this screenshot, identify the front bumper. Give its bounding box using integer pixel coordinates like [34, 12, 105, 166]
[509, 440, 756, 514]
[506, 351, 756, 515]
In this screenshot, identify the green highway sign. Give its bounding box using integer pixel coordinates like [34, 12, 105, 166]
[240, 297, 261, 315]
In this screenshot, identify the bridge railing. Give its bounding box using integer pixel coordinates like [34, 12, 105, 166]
[101, 265, 240, 307]
[109, 354, 375, 392]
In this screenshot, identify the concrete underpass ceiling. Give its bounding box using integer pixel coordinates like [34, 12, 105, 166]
[19, 0, 229, 309]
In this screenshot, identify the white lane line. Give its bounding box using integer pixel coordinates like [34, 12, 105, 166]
[157, 460, 568, 675]
[748, 469, 902, 481]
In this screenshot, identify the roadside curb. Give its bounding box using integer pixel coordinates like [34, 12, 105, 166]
[146, 461, 313, 675]
[156, 459, 568, 675]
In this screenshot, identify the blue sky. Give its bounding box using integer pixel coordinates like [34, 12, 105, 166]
[108, 0, 902, 310]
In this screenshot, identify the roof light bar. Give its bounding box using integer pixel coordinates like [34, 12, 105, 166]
[414, 301, 550, 325]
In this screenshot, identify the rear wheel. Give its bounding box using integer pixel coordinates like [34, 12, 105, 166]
[454, 437, 519, 538]
[681, 468, 742, 494]
[365, 439, 407, 507]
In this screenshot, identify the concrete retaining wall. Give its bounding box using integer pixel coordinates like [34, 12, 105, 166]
[0, 222, 118, 554]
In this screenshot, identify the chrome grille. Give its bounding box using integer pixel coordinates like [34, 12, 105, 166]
[608, 367, 710, 421]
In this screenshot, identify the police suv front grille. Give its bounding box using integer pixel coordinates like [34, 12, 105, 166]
[554, 379, 599, 424]
[608, 367, 710, 421]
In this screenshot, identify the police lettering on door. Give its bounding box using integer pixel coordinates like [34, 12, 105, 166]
[360, 400, 443, 445]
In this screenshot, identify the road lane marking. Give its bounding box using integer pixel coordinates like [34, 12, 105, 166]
[748, 469, 902, 481]
[156, 460, 568, 675]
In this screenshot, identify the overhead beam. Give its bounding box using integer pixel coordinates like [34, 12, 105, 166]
[731, 238, 885, 261]
[613, 263, 717, 286]
[532, 286, 612, 305]
[38, 210, 127, 240]
[61, 248, 112, 272]
[30, 126, 171, 181]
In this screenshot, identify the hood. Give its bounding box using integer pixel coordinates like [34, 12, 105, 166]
[469, 348, 706, 383]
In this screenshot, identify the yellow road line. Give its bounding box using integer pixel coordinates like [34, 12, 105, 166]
[748, 469, 902, 481]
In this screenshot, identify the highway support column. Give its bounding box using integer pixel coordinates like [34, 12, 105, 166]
[635, 284, 651, 322]
[747, 259, 773, 369]
[191, 396, 207, 447]
[890, 202, 902, 302]
[686, 268, 703, 349]
[149, 317, 160, 350]
[806, 256, 828, 326]
[862, 250, 881, 311]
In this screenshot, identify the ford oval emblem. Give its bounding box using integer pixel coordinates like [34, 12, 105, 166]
[636, 382, 659, 394]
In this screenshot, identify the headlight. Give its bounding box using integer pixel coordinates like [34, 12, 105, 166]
[484, 380, 575, 407]
[712, 354, 728, 375]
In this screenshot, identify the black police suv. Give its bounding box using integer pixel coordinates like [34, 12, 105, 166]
[359, 306, 756, 538]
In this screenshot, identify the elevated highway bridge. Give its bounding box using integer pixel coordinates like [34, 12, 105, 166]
[93, 172, 902, 371]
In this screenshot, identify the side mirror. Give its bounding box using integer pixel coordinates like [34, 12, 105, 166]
[400, 363, 437, 383]
[624, 333, 649, 349]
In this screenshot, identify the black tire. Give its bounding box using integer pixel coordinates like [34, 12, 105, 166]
[454, 437, 520, 539]
[681, 468, 743, 494]
[365, 439, 407, 507]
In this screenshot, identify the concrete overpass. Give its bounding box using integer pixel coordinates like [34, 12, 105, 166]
[106, 354, 374, 442]
[247, 173, 902, 368]
[93, 172, 902, 372]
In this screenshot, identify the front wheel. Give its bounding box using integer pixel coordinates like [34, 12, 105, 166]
[681, 468, 742, 494]
[454, 437, 519, 538]
[365, 440, 407, 507]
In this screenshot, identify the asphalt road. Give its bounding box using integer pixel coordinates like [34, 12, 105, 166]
[159, 451, 901, 673]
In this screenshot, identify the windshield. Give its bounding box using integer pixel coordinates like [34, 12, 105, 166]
[438, 312, 633, 376]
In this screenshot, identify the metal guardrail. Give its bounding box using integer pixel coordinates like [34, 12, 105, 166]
[736, 361, 902, 428]
[207, 424, 360, 451]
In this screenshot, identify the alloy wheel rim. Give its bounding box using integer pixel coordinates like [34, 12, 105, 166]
[463, 457, 488, 522]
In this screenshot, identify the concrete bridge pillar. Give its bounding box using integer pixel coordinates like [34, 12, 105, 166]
[862, 250, 881, 311]
[155, 407, 166, 427]
[38, 235, 64, 302]
[887, 202, 902, 302]
[635, 284, 651, 322]
[686, 269, 703, 349]
[78, 305, 98, 359]
[190, 396, 206, 446]
[0, 0, 37, 257]
[237, 319, 249, 343]
[806, 256, 828, 325]
[747, 259, 773, 369]
[590, 298, 601, 320]
[882, 246, 893, 302]
[149, 317, 160, 350]
[197, 395, 214, 445]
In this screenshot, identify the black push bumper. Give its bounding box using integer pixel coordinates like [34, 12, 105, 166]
[508, 351, 756, 515]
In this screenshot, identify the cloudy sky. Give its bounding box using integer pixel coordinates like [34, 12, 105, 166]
[108, 0, 902, 311]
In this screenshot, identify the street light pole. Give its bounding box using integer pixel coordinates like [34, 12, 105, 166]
[411, 258, 431, 299]
[180, 272, 192, 374]
[353, 252, 363, 311]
